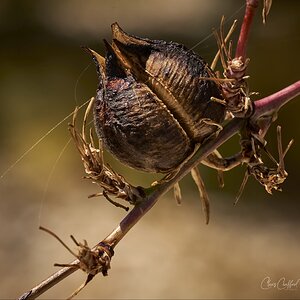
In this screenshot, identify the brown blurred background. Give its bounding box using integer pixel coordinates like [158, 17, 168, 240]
[0, 0, 300, 299]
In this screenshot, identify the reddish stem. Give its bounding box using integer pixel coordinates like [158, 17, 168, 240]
[253, 81, 300, 120]
[235, 0, 259, 59]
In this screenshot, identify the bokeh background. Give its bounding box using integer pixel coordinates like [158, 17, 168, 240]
[1, 0, 300, 299]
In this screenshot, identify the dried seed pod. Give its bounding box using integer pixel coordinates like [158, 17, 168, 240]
[89, 23, 225, 173]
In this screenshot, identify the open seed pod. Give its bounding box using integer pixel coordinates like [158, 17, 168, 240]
[89, 23, 225, 173]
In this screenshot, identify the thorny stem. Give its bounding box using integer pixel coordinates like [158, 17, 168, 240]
[252, 81, 300, 121]
[235, 0, 259, 59]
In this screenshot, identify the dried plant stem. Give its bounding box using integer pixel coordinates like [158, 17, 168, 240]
[17, 0, 300, 297]
[235, 0, 259, 59]
[18, 265, 79, 300]
[18, 117, 244, 300]
[18, 77, 300, 299]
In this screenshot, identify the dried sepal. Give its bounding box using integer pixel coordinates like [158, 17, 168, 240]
[250, 126, 293, 194]
[211, 18, 238, 71]
[237, 125, 293, 202]
[68, 97, 145, 208]
[212, 16, 252, 118]
[173, 182, 182, 205]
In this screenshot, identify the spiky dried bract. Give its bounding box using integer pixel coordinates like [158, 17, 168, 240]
[39, 226, 114, 300]
[236, 125, 292, 202]
[210, 17, 293, 199]
[213, 17, 252, 118]
[68, 99, 145, 208]
[68, 238, 112, 277]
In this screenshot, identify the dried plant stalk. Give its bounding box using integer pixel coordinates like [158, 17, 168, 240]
[17, 1, 300, 299]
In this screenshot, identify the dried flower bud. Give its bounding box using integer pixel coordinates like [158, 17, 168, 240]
[89, 23, 225, 173]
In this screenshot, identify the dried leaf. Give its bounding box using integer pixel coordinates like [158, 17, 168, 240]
[191, 167, 210, 224]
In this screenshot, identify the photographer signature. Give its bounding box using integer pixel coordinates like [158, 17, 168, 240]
[261, 276, 300, 291]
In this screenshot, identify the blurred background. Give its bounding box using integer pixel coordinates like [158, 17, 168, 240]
[0, 0, 300, 299]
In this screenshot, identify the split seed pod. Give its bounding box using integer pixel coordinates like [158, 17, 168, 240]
[88, 23, 225, 173]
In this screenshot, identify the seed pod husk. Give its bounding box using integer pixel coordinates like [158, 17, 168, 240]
[90, 23, 225, 173]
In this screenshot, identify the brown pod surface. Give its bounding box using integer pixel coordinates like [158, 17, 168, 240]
[111, 23, 225, 141]
[90, 23, 225, 173]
